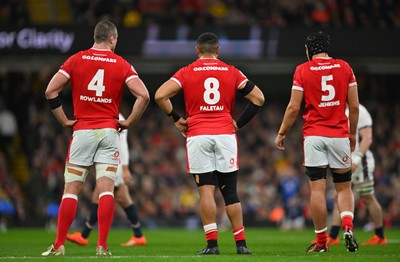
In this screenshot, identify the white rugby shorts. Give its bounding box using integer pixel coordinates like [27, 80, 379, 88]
[186, 134, 238, 174]
[303, 136, 351, 169]
[352, 151, 375, 194]
[67, 128, 120, 166]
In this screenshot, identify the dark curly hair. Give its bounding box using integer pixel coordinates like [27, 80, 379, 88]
[305, 31, 330, 60]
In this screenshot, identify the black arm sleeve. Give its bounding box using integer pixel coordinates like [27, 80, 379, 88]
[238, 81, 255, 96]
[236, 102, 260, 129]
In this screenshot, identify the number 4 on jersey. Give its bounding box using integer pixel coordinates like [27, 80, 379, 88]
[88, 69, 105, 96]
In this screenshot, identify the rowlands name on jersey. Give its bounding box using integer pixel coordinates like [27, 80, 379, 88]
[80, 95, 112, 103]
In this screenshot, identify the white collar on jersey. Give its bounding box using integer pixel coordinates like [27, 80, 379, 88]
[90, 48, 113, 52]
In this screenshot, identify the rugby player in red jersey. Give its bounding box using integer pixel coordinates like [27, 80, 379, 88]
[66, 113, 147, 248]
[275, 31, 359, 252]
[155, 32, 264, 255]
[42, 20, 149, 256]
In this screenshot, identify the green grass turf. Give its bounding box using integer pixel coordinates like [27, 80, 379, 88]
[0, 227, 399, 261]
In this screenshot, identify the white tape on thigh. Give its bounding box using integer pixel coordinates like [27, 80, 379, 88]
[95, 163, 117, 181]
[64, 165, 89, 183]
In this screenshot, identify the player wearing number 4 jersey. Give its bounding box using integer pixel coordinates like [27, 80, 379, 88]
[275, 31, 359, 253]
[42, 20, 149, 256]
[66, 113, 147, 248]
[155, 32, 264, 255]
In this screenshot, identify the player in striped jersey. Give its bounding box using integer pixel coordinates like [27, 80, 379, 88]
[327, 104, 387, 246]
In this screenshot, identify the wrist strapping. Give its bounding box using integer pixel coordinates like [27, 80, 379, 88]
[167, 109, 181, 122]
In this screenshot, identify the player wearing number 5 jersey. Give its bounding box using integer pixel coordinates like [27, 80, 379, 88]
[42, 20, 149, 256]
[155, 32, 264, 255]
[275, 31, 359, 252]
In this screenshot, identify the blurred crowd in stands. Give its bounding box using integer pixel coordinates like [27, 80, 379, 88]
[0, 68, 399, 231]
[0, 0, 399, 233]
[0, 0, 400, 28]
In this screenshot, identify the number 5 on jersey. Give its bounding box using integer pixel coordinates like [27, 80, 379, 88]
[321, 75, 335, 101]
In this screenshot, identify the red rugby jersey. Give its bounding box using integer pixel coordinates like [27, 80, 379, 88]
[171, 58, 248, 137]
[59, 48, 138, 130]
[292, 57, 357, 137]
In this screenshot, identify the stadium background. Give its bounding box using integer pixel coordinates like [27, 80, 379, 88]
[0, 0, 399, 232]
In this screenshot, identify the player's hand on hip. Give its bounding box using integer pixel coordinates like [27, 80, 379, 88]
[175, 118, 188, 137]
[232, 120, 239, 132]
[118, 120, 130, 132]
[275, 134, 285, 150]
[63, 119, 77, 129]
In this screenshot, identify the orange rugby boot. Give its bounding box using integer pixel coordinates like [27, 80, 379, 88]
[328, 236, 340, 245]
[120, 235, 147, 246]
[361, 235, 387, 246]
[66, 232, 89, 246]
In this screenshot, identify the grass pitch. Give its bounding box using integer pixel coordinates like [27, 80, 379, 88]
[0, 227, 399, 261]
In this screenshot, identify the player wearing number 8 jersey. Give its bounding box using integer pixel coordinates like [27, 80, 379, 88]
[275, 31, 359, 252]
[171, 59, 247, 137]
[155, 32, 264, 255]
[42, 20, 149, 256]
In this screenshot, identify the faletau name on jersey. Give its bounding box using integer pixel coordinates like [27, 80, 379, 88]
[200, 105, 224, 111]
[193, 66, 228, 71]
[318, 100, 340, 107]
[310, 64, 341, 71]
[82, 55, 117, 63]
[80, 95, 112, 103]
